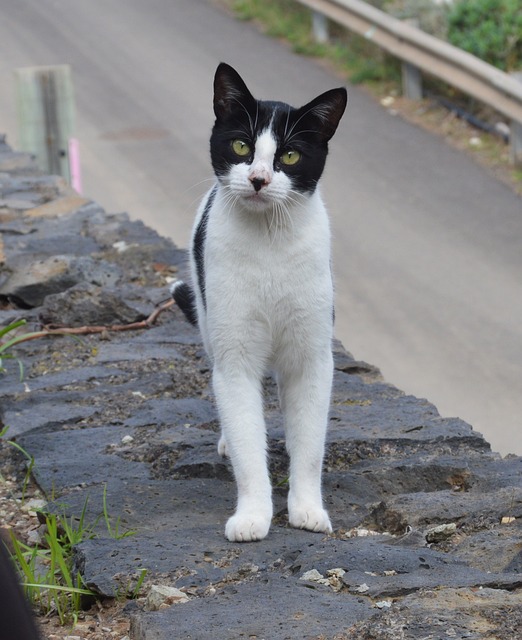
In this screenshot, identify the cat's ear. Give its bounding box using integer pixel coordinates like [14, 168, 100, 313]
[213, 63, 256, 119]
[298, 88, 347, 142]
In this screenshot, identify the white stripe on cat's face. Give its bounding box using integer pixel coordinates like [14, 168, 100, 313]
[248, 128, 277, 187]
[225, 127, 294, 212]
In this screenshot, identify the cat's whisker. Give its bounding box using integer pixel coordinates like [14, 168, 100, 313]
[284, 102, 329, 142]
[183, 177, 216, 194]
[283, 105, 291, 139]
[231, 97, 255, 138]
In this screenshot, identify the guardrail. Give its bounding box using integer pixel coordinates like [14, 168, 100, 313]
[296, 0, 522, 165]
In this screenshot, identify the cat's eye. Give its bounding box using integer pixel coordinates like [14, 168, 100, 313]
[232, 139, 251, 156]
[280, 149, 301, 166]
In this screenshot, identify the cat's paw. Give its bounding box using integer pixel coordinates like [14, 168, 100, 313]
[288, 504, 332, 534]
[217, 434, 228, 457]
[225, 511, 271, 542]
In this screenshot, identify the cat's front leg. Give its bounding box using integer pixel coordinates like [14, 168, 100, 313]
[278, 354, 333, 534]
[213, 366, 273, 542]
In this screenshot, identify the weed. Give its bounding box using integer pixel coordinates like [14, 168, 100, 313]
[0, 319, 35, 380]
[0, 425, 35, 502]
[6, 491, 141, 626]
[102, 484, 136, 540]
[8, 511, 96, 626]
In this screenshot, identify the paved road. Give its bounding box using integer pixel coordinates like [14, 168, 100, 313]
[1, 0, 521, 455]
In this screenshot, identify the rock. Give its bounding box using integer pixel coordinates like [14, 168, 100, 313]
[0, 255, 122, 307]
[299, 569, 324, 582]
[39, 282, 146, 326]
[20, 498, 47, 514]
[425, 522, 457, 542]
[145, 585, 190, 610]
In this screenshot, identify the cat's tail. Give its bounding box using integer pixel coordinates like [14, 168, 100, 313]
[170, 281, 198, 326]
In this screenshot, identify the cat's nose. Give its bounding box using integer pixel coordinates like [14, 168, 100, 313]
[250, 177, 268, 192]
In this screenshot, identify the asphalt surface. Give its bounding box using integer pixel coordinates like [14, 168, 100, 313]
[0, 0, 521, 455]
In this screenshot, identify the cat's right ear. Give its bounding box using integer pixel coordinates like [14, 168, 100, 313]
[213, 63, 256, 119]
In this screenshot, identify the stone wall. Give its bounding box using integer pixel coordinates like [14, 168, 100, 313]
[1, 137, 521, 639]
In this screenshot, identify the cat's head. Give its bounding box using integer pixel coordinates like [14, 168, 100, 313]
[210, 63, 347, 212]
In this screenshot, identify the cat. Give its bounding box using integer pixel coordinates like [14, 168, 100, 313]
[172, 62, 347, 542]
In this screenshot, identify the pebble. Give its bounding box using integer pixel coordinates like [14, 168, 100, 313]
[300, 569, 324, 582]
[145, 584, 190, 611]
[425, 522, 457, 542]
[354, 583, 370, 593]
[20, 498, 47, 514]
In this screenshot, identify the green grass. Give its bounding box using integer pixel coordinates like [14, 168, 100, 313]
[0, 319, 33, 380]
[8, 507, 97, 626]
[231, 0, 401, 87]
[0, 426, 35, 502]
[6, 488, 142, 626]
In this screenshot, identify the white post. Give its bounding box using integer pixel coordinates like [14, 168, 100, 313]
[312, 11, 329, 44]
[14, 65, 76, 182]
[401, 19, 422, 100]
[509, 72, 522, 167]
[402, 62, 423, 100]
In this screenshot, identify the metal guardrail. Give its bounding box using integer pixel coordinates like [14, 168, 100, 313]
[296, 0, 522, 164]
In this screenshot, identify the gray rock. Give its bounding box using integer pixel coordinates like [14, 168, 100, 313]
[40, 282, 146, 326]
[144, 585, 189, 610]
[130, 576, 374, 640]
[0, 255, 123, 307]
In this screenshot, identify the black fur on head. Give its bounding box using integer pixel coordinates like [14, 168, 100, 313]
[210, 63, 347, 193]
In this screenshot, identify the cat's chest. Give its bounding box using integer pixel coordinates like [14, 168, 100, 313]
[204, 189, 329, 273]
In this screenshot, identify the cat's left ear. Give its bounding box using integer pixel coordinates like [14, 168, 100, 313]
[299, 88, 348, 142]
[213, 63, 256, 120]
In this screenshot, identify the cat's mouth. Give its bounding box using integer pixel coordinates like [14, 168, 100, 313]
[242, 190, 272, 208]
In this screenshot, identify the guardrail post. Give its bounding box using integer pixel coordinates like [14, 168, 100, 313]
[401, 19, 422, 100]
[14, 65, 76, 183]
[402, 62, 423, 100]
[509, 72, 522, 167]
[312, 11, 329, 44]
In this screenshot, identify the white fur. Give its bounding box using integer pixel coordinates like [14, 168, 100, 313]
[189, 130, 334, 542]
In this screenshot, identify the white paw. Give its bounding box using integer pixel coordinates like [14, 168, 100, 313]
[289, 504, 332, 534]
[225, 511, 271, 542]
[217, 433, 228, 457]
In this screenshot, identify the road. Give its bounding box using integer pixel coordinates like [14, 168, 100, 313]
[1, 0, 521, 455]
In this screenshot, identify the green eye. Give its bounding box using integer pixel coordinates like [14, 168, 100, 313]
[232, 139, 251, 156]
[280, 149, 301, 166]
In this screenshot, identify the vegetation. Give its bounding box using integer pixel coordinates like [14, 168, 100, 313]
[447, 0, 522, 71]
[231, 0, 400, 85]
[0, 319, 41, 380]
[5, 488, 142, 625]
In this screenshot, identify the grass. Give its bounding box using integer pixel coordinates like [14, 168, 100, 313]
[231, 0, 401, 86]
[8, 506, 97, 626]
[0, 319, 36, 380]
[0, 426, 35, 502]
[5, 487, 142, 626]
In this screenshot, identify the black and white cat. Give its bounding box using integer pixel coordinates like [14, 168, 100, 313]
[172, 63, 347, 542]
